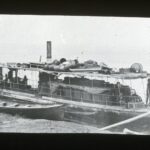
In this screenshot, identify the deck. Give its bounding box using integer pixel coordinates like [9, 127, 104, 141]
[0, 88, 149, 114]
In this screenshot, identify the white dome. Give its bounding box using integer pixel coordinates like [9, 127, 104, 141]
[130, 63, 143, 73]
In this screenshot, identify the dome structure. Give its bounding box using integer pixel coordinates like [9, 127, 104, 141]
[130, 63, 143, 73]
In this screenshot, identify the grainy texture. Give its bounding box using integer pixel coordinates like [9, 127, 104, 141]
[0, 113, 111, 133]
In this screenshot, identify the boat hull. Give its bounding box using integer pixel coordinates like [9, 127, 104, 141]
[0, 104, 64, 121]
[64, 105, 149, 129]
[0, 89, 65, 121]
[1, 88, 150, 133]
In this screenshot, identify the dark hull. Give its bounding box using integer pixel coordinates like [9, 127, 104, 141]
[64, 105, 149, 131]
[0, 91, 65, 120]
[64, 109, 150, 134]
[0, 105, 64, 121]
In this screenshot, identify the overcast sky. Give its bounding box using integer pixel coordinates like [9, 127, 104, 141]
[0, 15, 150, 71]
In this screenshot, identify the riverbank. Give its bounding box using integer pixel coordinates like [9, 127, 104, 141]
[0, 113, 113, 133]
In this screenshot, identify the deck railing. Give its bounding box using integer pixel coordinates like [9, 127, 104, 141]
[0, 79, 145, 110]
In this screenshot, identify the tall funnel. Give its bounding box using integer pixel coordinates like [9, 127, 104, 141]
[47, 41, 52, 62]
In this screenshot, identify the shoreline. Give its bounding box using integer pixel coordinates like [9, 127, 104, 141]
[0, 113, 115, 133]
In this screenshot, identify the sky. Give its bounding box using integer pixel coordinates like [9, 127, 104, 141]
[0, 15, 150, 72]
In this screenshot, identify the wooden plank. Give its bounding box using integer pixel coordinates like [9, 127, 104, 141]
[98, 110, 150, 131]
[0, 89, 54, 105]
[42, 96, 148, 113]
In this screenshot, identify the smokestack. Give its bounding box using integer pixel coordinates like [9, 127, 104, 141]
[47, 41, 52, 62]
